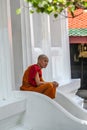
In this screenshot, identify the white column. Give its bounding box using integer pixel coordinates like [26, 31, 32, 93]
[60, 13, 71, 82]
[41, 14, 53, 81]
[20, 0, 27, 70]
[8, 0, 23, 90]
[20, 0, 32, 70]
[0, 0, 14, 99]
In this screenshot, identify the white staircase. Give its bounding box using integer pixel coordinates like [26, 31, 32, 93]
[0, 79, 87, 130]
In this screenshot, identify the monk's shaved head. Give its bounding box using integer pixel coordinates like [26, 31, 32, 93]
[38, 54, 49, 61]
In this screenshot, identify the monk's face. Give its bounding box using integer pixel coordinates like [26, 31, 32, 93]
[39, 57, 49, 68]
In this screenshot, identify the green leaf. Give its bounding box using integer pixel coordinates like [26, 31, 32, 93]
[30, 10, 34, 13]
[16, 8, 21, 15]
[54, 13, 58, 18]
[47, 6, 54, 12]
[19, 0, 87, 18]
[83, 2, 87, 8]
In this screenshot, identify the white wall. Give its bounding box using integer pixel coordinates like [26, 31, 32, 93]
[49, 13, 71, 83]
[0, 0, 71, 98]
[21, 11, 71, 83]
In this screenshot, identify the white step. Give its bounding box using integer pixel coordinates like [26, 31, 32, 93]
[9, 125, 33, 130]
[68, 93, 84, 106]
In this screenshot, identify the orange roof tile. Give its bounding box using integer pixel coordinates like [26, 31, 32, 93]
[68, 9, 87, 29]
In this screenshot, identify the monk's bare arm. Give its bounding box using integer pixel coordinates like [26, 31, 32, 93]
[35, 72, 59, 87]
[35, 72, 45, 86]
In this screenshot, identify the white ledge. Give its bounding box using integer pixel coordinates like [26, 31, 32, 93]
[0, 97, 26, 121]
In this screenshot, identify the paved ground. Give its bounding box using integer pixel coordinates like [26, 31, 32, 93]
[76, 89, 87, 99]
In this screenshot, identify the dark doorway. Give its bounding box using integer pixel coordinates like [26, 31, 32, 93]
[70, 44, 87, 90]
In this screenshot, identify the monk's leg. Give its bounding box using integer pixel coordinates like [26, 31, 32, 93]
[44, 85, 56, 99]
[34, 83, 56, 99]
[20, 85, 36, 91]
[20, 83, 57, 99]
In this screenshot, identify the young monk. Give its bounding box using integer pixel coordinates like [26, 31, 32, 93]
[20, 54, 59, 99]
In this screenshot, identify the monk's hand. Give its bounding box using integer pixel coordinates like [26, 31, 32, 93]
[52, 81, 59, 87]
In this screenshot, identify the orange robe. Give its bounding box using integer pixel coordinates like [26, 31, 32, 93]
[20, 65, 56, 99]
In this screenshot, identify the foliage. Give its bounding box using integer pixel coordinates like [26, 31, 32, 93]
[16, 0, 87, 17]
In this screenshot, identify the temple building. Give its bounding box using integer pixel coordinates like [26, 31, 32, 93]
[1, 1, 87, 130]
[68, 9, 87, 89]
